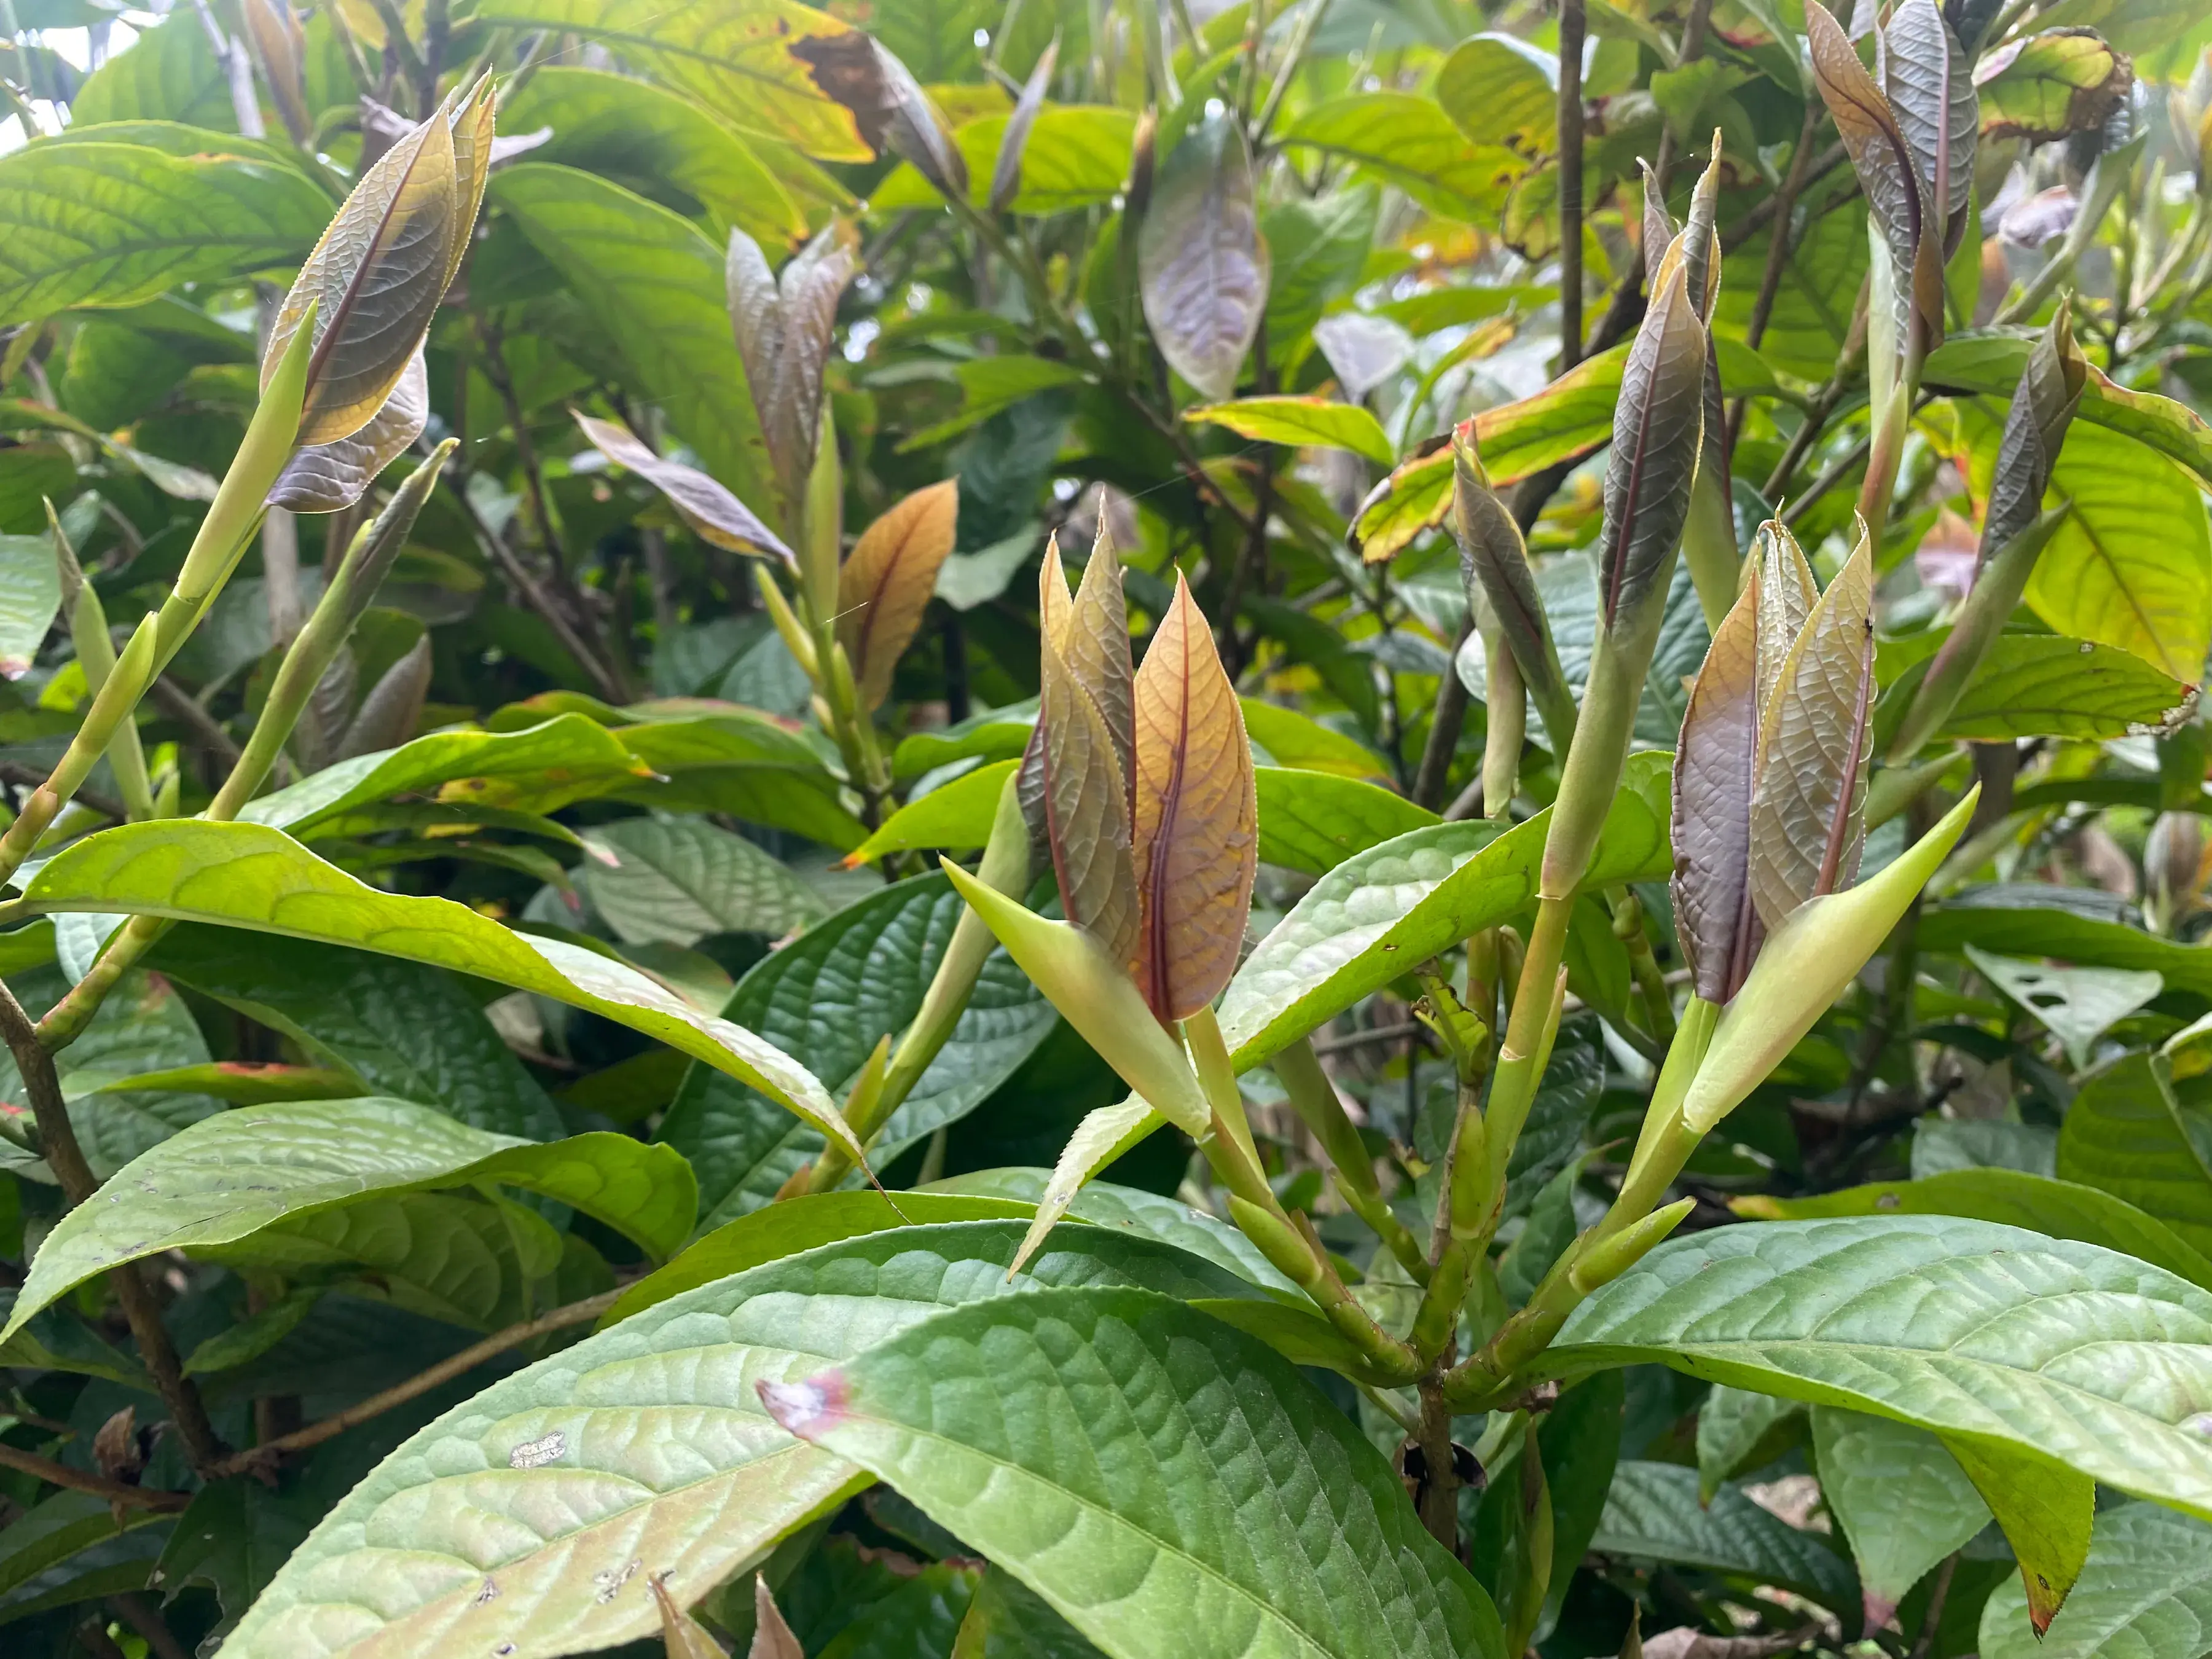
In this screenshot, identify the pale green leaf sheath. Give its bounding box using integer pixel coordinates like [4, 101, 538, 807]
[222, 1222, 1265, 1659]
[764, 1285, 1504, 1659]
[1551, 1217, 2212, 1520]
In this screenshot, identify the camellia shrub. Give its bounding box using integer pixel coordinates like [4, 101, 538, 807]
[1, 0, 2211, 1654]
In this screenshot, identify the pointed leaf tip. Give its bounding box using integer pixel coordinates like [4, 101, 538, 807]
[838, 479, 959, 708]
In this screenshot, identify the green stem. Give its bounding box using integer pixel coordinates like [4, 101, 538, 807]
[1274, 1035, 1429, 1284]
[1612, 888, 1676, 1046]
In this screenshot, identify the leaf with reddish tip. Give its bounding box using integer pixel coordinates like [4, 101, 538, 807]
[573, 410, 794, 563]
[1749, 527, 1877, 929]
[837, 480, 959, 708]
[1596, 259, 1708, 634]
[1130, 575, 1258, 1022]
[990, 36, 1059, 214]
[1672, 571, 1763, 1005]
[264, 104, 463, 447]
[1883, 0, 1978, 255]
[1806, 0, 1945, 350]
[268, 347, 429, 513]
[1139, 115, 1268, 402]
[1037, 559, 1140, 966]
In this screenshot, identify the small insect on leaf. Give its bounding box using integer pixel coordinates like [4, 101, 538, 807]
[837, 479, 959, 709]
[1139, 114, 1269, 403]
[1131, 573, 1258, 1023]
[992, 34, 1060, 214]
[1037, 549, 1141, 969]
[263, 85, 485, 449]
[1749, 522, 1877, 929]
[728, 225, 858, 508]
[572, 410, 795, 565]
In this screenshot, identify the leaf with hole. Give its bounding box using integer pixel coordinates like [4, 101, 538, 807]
[1964, 945, 2162, 1066]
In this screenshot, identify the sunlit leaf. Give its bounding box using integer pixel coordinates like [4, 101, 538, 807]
[1183, 395, 1394, 465]
[1138, 115, 1267, 403]
[1129, 574, 1257, 1021]
[837, 479, 959, 709]
[1974, 27, 2133, 142]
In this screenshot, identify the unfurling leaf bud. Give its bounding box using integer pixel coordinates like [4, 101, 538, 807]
[1452, 422, 1577, 755]
[727, 224, 858, 514]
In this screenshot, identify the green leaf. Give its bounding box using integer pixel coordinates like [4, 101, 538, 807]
[240, 715, 653, 836]
[1551, 1215, 2212, 1525]
[469, 0, 871, 160]
[610, 712, 868, 849]
[893, 706, 1037, 780]
[581, 815, 826, 946]
[0, 130, 330, 316]
[1586, 1461, 1858, 1609]
[1714, 201, 1868, 383]
[490, 163, 777, 514]
[1220, 749, 1672, 1067]
[0, 531, 60, 679]
[1889, 632, 2197, 741]
[222, 1221, 1269, 1659]
[147, 926, 567, 1143]
[1281, 93, 1520, 222]
[849, 759, 1020, 865]
[1696, 1386, 1804, 1502]
[657, 872, 1054, 1223]
[1255, 767, 1439, 876]
[899, 355, 1091, 449]
[1741, 1166, 2212, 1287]
[1975, 28, 2133, 143]
[0, 1492, 170, 1627]
[2056, 1051, 2212, 1257]
[18, 818, 861, 1164]
[495, 66, 810, 248]
[1183, 396, 1394, 466]
[69, 13, 235, 127]
[1964, 944, 2163, 1066]
[873, 105, 1134, 213]
[1978, 1499, 2212, 1659]
[1918, 897, 2212, 998]
[3, 1097, 694, 1339]
[763, 1285, 1504, 1659]
[955, 1567, 1108, 1658]
[1435, 34, 1558, 151]
[1811, 1410, 1990, 1627]
[1240, 698, 1389, 779]
[1946, 1437, 2096, 1637]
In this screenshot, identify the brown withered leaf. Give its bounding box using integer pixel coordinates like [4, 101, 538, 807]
[1981, 300, 2085, 561]
[728, 225, 857, 505]
[1750, 527, 1877, 928]
[265, 104, 461, 447]
[649, 1572, 729, 1658]
[1059, 518, 1135, 796]
[991, 35, 1060, 214]
[793, 32, 968, 201]
[572, 410, 794, 563]
[1038, 557, 1140, 968]
[1673, 570, 1765, 1004]
[269, 347, 428, 512]
[1138, 115, 1268, 403]
[1883, 0, 1978, 256]
[836, 479, 959, 709]
[1807, 1, 1946, 352]
[1596, 257, 1708, 633]
[1130, 573, 1257, 1022]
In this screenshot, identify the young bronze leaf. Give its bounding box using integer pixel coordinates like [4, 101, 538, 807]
[727, 226, 857, 507]
[747, 1575, 801, 1659]
[1673, 570, 1765, 1003]
[1807, 0, 1946, 351]
[264, 106, 463, 448]
[242, 0, 310, 146]
[1038, 560, 1140, 968]
[1131, 573, 1258, 1022]
[267, 347, 428, 512]
[1061, 519, 1136, 796]
[1639, 160, 1674, 277]
[1596, 258, 1708, 633]
[1982, 301, 2086, 560]
[991, 36, 1059, 215]
[1883, 0, 1979, 256]
[1138, 115, 1269, 403]
[572, 410, 795, 563]
[1453, 421, 1577, 753]
[1750, 526, 1877, 928]
[793, 32, 968, 200]
[1754, 520, 1820, 720]
[837, 479, 959, 709]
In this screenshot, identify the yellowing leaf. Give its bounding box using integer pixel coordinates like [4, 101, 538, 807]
[573, 409, 794, 562]
[1750, 527, 1877, 929]
[264, 101, 465, 447]
[836, 479, 959, 708]
[1183, 396, 1394, 466]
[1131, 574, 1257, 1022]
[1944, 1438, 2095, 1635]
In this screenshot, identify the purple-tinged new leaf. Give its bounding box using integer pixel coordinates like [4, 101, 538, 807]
[1883, 0, 1979, 256]
[990, 36, 1059, 214]
[1596, 257, 1708, 633]
[1138, 116, 1269, 403]
[1673, 570, 1765, 1003]
[573, 410, 795, 563]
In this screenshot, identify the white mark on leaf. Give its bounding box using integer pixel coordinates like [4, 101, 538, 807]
[593, 1558, 642, 1604]
[508, 1431, 565, 1469]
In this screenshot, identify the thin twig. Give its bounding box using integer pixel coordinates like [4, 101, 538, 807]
[452, 471, 630, 705]
[1411, 618, 1472, 810]
[213, 1286, 624, 1475]
[1908, 1554, 1959, 1659]
[1728, 100, 1824, 452]
[0, 1440, 190, 1513]
[146, 676, 244, 769]
[0, 764, 124, 826]
[1314, 1019, 1421, 1056]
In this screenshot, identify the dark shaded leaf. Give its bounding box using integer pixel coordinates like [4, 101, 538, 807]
[792, 31, 967, 198]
